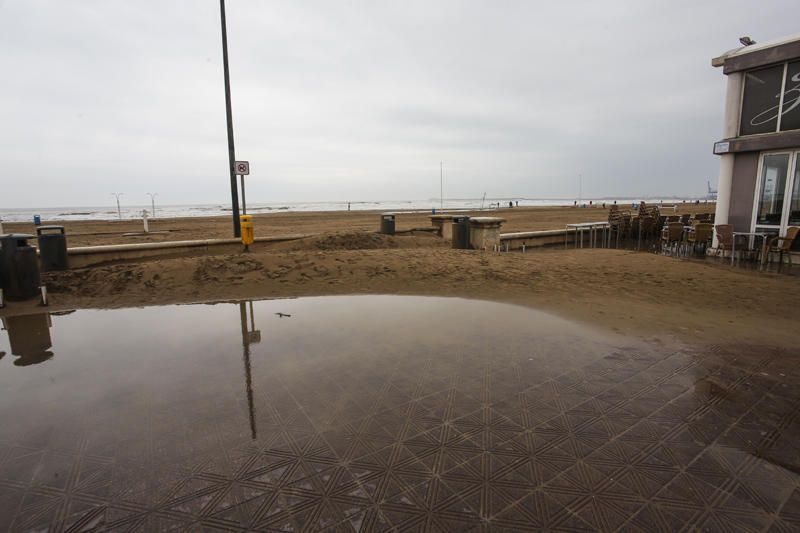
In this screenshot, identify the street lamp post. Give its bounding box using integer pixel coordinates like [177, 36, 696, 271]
[440, 162, 443, 210]
[146, 192, 158, 218]
[219, 0, 241, 238]
[110, 193, 124, 220]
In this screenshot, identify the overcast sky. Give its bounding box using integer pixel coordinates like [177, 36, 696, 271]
[1, 0, 797, 208]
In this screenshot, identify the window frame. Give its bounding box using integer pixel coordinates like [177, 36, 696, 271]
[738, 62, 791, 136]
[751, 150, 798, 233]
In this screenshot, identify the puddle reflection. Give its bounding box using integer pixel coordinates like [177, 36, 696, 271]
[239, 301, 259, 440]
[1, 312, 54, 366]
[0, 296, 798, 532]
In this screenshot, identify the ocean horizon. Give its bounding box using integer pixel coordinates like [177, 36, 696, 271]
[0, 196, 712, 223]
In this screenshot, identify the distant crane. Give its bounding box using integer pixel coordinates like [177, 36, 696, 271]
[707, 181, 718, 201]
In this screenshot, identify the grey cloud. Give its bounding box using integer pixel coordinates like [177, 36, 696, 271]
[1, 0, 798, 207]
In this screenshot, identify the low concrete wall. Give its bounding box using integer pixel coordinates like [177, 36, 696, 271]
[66, 234, 307, 268]
[500, 229, 576, 250]
[430, 215, 455, 240]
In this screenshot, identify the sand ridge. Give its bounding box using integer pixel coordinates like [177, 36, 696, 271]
[39, 240, 800, 348]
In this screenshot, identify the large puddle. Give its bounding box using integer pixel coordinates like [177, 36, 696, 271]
[1, 296, 798, 531]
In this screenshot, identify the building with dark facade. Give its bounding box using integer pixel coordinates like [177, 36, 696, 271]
[712, 34, 800, 249]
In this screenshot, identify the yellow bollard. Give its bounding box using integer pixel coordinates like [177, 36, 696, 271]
[240, 215, 254, 247]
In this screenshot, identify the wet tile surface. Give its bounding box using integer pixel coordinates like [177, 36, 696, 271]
[1, 296, 799, 532]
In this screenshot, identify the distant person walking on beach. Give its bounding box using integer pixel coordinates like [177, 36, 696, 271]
[347, 202, 351, 211]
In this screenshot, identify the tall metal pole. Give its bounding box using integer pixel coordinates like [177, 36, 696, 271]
[220, 0, 241, 238]
[111, 193, 123, 220]
[240, 174, 247, 215]
[146, 192, 157, 218]
[440, 162, 443, 210]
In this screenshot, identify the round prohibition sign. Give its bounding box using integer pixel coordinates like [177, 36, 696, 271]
[234, 161, 250, 175]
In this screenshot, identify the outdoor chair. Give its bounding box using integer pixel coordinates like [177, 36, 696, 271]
[656, 215, 667, 233]
[608, 210, 631, 248]
[714, 224, 734, 259]
[608, 207, 622, 247]
[636, 215, 656, 250]
[765, 226, 799, 268]
[641, 215, 656, 238]
[714, 224, 756, 262]
[621, 213, 631, 240]
[687, 223, 713, 255]
[680, 214, 691, 225]
[661, 222, 684, 255]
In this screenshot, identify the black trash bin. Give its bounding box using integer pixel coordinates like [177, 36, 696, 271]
[0, 234, 40, 301]
[451, 216, 471, 249]
[37, 226, 68, 272]
[380, 213, 396, 235]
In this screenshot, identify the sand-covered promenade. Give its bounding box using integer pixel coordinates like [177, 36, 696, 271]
[4, 202, 800, 349]
[4, 204, 712, 247]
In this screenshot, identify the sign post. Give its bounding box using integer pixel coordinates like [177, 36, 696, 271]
[236, 161, 250, 215]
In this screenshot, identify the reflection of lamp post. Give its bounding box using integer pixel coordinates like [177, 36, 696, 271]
[239, 301, 261, 439]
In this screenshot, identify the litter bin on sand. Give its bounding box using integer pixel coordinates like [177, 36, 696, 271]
[240, 215, 254, 246]
[451, 216, 470, 249]
[380, 213, 396, 235]
[37, 226, 68, 272]
[0, 233, 40, 301]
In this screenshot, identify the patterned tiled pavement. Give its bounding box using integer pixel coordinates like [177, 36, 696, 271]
[1, 297, 799, 532]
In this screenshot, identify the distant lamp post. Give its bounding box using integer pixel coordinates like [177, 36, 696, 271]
[111, 193, 124, 220]
[440, 161, 444, 210]
[146, 193, 158, 218]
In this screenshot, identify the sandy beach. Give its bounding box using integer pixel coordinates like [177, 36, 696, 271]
[4, 203, 715, 246]
[5, 202, 800, 350]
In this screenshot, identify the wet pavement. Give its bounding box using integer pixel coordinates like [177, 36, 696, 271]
[0, 295, 799, 532]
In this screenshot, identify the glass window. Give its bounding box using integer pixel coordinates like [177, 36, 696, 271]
[756, 153, 790, 225]
[790, 157, 800, 226]
[740, 65, 784, 136]
[780, 61, 800, 132]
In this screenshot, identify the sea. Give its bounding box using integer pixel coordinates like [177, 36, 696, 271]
[0, 197, 709, 223]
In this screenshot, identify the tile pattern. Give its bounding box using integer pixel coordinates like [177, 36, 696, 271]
[2, 336, 800, 532]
